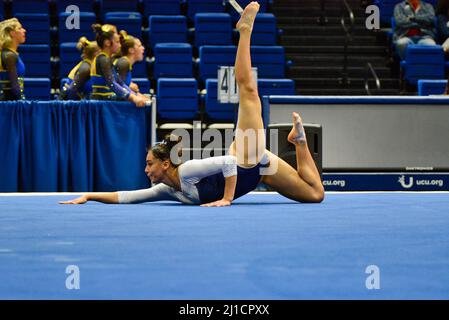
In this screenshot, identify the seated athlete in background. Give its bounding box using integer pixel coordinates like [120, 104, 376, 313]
[0, 18, 26, 101]
[59, 37, 99, 100]
[89, 24, 149, 107]
[113, 30, 145, 95]
[60, 2, 324, 206]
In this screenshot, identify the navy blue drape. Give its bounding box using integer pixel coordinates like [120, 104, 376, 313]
[0, 100, 151, 192]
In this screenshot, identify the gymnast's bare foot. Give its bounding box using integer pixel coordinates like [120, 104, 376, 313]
[288, 112, 307, 145]
[236, 1, 260, 32]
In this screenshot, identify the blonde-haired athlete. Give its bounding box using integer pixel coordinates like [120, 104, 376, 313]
[0, 18, 26, 100]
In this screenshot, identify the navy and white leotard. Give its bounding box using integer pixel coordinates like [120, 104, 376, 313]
[118, 154, 268, 205]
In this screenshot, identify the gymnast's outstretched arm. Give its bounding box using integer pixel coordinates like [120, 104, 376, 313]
[59, 192, 119, 204]
[59, 183, 177, 205]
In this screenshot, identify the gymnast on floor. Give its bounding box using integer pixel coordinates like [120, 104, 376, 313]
[61, 2, 324, 207]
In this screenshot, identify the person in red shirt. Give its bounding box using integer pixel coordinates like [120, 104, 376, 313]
[394, 0, 437, 59]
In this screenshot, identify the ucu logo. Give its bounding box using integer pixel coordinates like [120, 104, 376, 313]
[398, 175, 414, 189]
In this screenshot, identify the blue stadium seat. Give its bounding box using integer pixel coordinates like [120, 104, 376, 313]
[251, 46, 286, 78]
[252, 13, 277, 45]
[20, 45, 51, 77]
[204, 79, 294, 121]
[203, 79, 294, 122]
[157, 78, 199, 120]
[258, 79, 295, 96]
[205, 79, 236, 122]
[56, 0, 94, 13]
[58, 12, 96, 44]
[194, 13, 233, 47]
[373, 0, 402, 25]
[186, 0, 225, 22]
[16, 13, 50, 44]
[198, 45, 237, 82]
[105, 12, 143, 38]
[132, 78, 151, 94]
[24, 78, 51, 100]
[153, 43, 193, 79]
[148, 15, 187, 49]
[400, 45, 445, 86]
[59, 43, 80, 79]
[143, 0, 181, 16]
[417, 79, 448, 96]
[100, 0, 139, 16]
[229, 0, 269, 22]
[131, 60, 148, 78]
[12, 0, 49, 14]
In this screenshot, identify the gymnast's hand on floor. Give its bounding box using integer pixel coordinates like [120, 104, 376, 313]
[59, 195, 88, 205]
[200, 198, 232, 207]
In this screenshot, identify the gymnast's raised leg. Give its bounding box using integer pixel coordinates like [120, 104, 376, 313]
[229, 1, 266, 168]
[230, 1, 324, 203]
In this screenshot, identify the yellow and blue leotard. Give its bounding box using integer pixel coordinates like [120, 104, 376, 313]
[90, 52, 133, 100]
[0, 48, 25, 100]
[113, 56, 132, 87]
[60, 59, 93, 100]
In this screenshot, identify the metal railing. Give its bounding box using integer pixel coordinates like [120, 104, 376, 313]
[340, 0, 354, 86]
[364, 62, 381, 95]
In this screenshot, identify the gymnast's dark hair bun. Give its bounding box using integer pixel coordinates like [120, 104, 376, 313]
[150, 134, 183, 167]
[76, 36, 99, 60]
[91, 23, 116, 48]
[163, 134, 182, 148]
[118, 30, 129, 41]
[117, 29, 136, 57]
[92, 23, 102, 33]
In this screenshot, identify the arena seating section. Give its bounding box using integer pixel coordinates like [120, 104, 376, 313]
[2, 0, 449, 120]
[374, 0, 449, 93]
[1, 0, 295, 125]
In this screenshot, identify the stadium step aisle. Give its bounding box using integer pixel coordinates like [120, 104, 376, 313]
[274, 0, 402, 95]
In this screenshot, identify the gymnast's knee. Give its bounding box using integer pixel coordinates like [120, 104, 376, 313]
[239, 90, 261, 112]
[298, 186, 325, 203]
[236, 78, 258, 95]
[310, 188, 325, 203]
